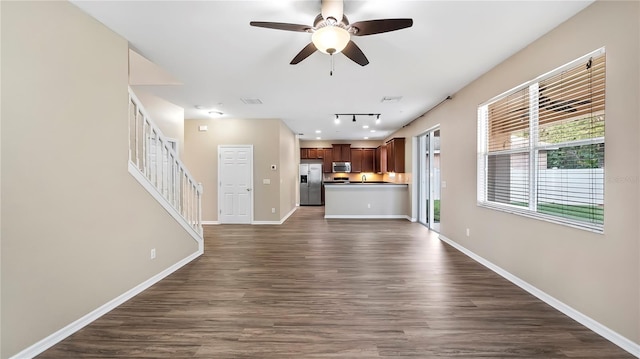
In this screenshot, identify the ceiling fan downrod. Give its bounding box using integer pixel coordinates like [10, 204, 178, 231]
[330, 52, 335, 76]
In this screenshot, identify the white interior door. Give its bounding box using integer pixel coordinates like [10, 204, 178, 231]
[218, 145, 253, 224]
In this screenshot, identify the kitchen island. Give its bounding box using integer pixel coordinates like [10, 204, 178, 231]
[324, 182, 410, 220]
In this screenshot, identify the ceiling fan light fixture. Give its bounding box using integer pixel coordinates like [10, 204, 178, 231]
[312, 25, 350, 54]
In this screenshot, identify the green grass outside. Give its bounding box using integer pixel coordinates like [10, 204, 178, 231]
[537, 203, 603, 224]
[434, 200, 440, 222]
[508, 201, 603, 224]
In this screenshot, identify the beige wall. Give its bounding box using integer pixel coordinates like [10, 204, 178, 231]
[1, 2, 199, 357]
[131, 87, 185, 157]
[387, 1, 639, 344]
[184, 118, 296, 222]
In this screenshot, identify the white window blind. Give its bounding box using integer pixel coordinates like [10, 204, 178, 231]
[478, 49, 605, 232]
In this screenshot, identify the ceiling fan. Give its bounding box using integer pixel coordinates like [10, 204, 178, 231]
[250, 0, 413, 67]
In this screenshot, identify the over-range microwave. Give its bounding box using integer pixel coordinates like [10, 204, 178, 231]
[332, 162, 351, 173]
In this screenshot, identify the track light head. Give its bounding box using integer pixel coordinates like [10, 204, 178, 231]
[352, 115, 356, 122]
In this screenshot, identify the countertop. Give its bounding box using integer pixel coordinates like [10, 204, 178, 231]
[324, 181, 408, 186]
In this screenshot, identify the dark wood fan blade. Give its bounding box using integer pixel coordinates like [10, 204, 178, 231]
[350, 19, 413, 36]
[250, 21, 312, 32]
[290, 43, 318, 64]
[341, 40, 369, 66]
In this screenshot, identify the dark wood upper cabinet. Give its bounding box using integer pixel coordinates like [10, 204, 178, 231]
[350, 148, 363, 172]
[386, 138, 405, 173]
[332, 144, 351, 162]
[301, 147, 326, 160]
[322, 148, 333, 173]
[349, 148, 375, 173]
[362, 148, 375, 173]
[375, 145, 387, 173]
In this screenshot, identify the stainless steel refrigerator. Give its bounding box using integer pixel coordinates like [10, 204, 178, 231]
[299, 163, 323, 205]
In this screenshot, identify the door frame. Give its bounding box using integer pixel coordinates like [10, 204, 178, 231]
[414, 125, 441, 231]
[217, 145, 254, 224]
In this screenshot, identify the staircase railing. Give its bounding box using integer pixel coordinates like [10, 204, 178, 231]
[127, 88, 203, 242]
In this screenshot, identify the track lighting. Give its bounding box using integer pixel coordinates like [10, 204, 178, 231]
[333, 113, 382, 123]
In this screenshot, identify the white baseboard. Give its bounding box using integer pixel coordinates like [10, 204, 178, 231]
[202, 221, 219, 225]
[280, 206, 297, 223]
[10, 250, 204, 359]
[324, 214, 412, 220]
[438, 234, 640, 358]
[252, 206, 297, 225]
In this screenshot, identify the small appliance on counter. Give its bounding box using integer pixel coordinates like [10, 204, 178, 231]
[299, 163, 323, 205]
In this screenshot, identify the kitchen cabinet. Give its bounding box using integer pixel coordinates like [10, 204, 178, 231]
[362, 148, 375, 173]
[386, 138, 405, 173]
[322, 148, 333, 173]
[348, 148, 375, 173]
[300, 147, 325, 159]
[332, 144, 351, 162]
[375, 145, 387, 173]
[350, 148, 363, 172]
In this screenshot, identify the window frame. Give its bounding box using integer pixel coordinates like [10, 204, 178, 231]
[477, 48, 605, 233]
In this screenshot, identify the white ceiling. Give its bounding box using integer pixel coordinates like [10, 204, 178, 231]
[72, 0, 593, 141]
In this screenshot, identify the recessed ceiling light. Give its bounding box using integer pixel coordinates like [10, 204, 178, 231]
[364, 137, 369, 140]
[315, 130, 321, 134]
[362, 125, 369, 129]
[316, 137, 321, 140]
[370, 130, 376, 133]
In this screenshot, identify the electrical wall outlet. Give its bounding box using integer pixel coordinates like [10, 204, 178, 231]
[367, 203, 371, 209]
[150, 248, 156, 259]
[466, 228, 470, 237]
[271, 208, 276, 214]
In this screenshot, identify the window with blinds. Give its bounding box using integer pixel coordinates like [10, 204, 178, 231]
[477, 48, 605, 232]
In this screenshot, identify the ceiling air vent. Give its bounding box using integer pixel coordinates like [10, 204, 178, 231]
[241, 98, 263, 105]
[381, 96, 402, 103]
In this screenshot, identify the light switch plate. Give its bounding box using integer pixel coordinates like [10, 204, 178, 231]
[441, 181, 447, 188]
[198, 125, 208, 132]
[263, 179, 271, 185]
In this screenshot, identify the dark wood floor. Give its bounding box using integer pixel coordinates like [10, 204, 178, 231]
[39, 207, 633, 358]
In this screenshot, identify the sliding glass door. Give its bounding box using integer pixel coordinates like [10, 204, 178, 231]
[418, 127, 440, 231]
